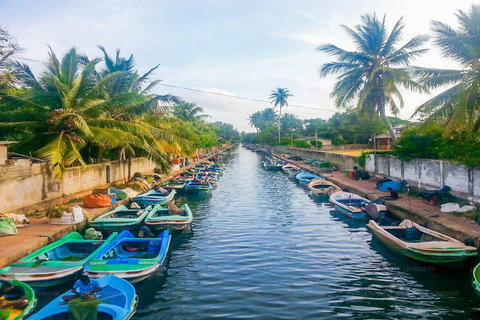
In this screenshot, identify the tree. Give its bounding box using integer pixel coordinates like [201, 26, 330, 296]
[269, 87, 293, 142]
[413, 5, 480, 135]
[173, 102, 209, 122]
[0, 47, 182, 177]
[280, 113, 303, 137]
[318, 13, 428, 144]
[0, 27, 20, 89]
[248, 107, 278, 132]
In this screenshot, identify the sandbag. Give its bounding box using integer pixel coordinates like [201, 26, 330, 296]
[83, 194, 112, 208]
[50, 206, 84, 225]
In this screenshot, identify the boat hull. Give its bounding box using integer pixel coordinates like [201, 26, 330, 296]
[368, 220, 477, 263]
[334, 205, 368, 220]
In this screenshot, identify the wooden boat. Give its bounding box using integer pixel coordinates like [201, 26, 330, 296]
[145, 203, 193, 231]
[329, 191, 386, 220]
[184, 180, 213, 194]
[89, 205, 154, 232]
[0, 280, 37, 320]
[0, 233, 117, 287]
[28, 275, 138, 320]
[131, 189, 176, 208]
[368, 219, 478, 263]
[282, 164, 300, 177]
[295, 171, 320, 185]
[308, 179, 341, 197]
[85, 230, 171, 283]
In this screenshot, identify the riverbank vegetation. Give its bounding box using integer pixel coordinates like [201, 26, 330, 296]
[0, 30, 239, 177]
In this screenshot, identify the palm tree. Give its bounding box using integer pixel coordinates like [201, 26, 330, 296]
[0, 27, 21, 89]
[248, 111, 262, 133]
[269, 88, 293, 142]
[0, 47, 180, 177]
[318, 14, 428, 144]
[173, 102, 210, 122]
[413, 5, 480, 134]
[280, 113, 304, 137]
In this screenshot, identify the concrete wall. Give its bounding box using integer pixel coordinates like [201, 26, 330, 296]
[366, 154, 480, 202]
[0, 157, 157, 212]
[272, 146, 359, 170]
[0, 146, 7, 165]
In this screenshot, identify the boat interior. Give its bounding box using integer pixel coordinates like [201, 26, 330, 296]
[338, 199, 368, 207]
[150, 207, 188, 217]
[32, 242, 103, 262]
[386, 228, 444, 243]
[102, 240, 161, 259]
[105, 210, 144, 219]
[42, 313, 114, 320]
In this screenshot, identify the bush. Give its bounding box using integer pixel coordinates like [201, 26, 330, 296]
[333, 137, 347, 146]
[318, 161, 333, 168]
[292, 140, 311, 148]
[310, 140, 323, 148]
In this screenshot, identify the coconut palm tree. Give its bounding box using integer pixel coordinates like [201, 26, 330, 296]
[173, 102, 210, 122]
[413, 5, 480, 134]
[0, 47, 179, 177]
[248, 111, 262, 133]
[269, 88, 293, 142]
[318, 13, 428, 144]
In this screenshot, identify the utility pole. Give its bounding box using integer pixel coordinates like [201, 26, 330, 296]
[315, 130, 318, 149]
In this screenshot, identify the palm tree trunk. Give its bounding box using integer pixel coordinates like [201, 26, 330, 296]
[378, 107, 397, 145]
[278, 106, 282, 143]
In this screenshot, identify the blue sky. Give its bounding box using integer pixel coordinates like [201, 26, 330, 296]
[0, 0, 474, 131]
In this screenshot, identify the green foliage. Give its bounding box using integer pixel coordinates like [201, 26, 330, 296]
[333, 137, 347, 146]
[318, 161, 332, 168]
[292, 140, 310, 148]
[46, 205, 72, 219]
[392, 125, 480, 166]
[310, 140, 323, 148]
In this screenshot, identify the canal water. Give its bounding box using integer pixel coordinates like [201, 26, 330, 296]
[114, 148, 480, 318]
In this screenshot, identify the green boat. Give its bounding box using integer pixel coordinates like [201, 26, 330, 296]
[84, 230, 171, 283]
[0, 280, 37, 320]
[145, 204, 193, 231]
[161, 179, 187, 192]
[0, 232, 117, 287]
[472, 264, 480, 296]
[89, 205, 154, 232]
[367, 220, 477, 263]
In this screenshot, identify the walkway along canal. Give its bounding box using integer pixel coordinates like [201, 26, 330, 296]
[39, 146, 480, 319]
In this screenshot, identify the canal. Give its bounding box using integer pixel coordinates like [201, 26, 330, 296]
[133, 147, 479, 319]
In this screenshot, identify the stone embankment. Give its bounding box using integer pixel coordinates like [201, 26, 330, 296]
[0, 145, 234, 269]
[275, 154, 480, 248]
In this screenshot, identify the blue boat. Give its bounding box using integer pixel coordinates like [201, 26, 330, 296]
[184, 180, 213, 194]
[28, 275, 138, 320]
[85, 230, 171, 283]
[131, 189, 176, 208]
[295, 171, 322, 185]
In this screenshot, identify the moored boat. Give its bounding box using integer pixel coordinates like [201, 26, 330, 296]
[368, 219, 477, 263]
[84, 230, 171, 283]
[89, 205, 154, 232]
[28, 275, 138, 320]
[145, 203, 193, 231]
[184, 180, 213, 194]
[131, 189, 176, 208]
[308, 179, 341, 197]
[0, 233, 117, 287]
[329, 191, 386, 220]
[263, 162, 282, 171]
[0, 280, 37, 320]
[295, 171, 321, 185]
[160, 179, 187, 192]
[282, 164, 300, 177]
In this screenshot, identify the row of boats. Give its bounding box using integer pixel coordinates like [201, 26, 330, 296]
[256, 150, 480, 296]
[0, 161, 226, 319]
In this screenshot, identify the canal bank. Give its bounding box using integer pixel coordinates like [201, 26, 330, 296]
[0, 145, 234, 269]
[274, 153, 480, 248]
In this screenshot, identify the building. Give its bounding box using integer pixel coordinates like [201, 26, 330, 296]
[373, 126, 404, 150]
[0, 141, 17, 165]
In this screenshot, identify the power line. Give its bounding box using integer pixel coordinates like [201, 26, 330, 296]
[158, 83, 336, 113]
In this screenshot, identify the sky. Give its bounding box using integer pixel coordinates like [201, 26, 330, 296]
[0, 0, 474, 132]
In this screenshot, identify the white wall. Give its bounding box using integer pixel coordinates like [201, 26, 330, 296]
[366, 155, 480, 202]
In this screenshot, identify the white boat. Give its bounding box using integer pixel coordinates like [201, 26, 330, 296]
[308, 179, 341, 197]
[367, 219, 478, 263]
[329, 191, 386, 220]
